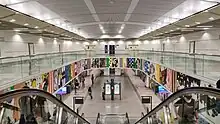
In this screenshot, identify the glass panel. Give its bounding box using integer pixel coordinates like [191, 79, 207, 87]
[137, 89, 220, 124]
[0, 89, 89, 124]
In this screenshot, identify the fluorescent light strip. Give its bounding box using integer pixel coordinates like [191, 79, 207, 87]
[197, 25, 213, 28]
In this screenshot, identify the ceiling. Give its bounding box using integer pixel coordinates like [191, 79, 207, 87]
[0, 0, 219, 40]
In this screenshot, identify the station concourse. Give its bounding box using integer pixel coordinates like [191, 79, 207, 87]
[1, 0, 220, 124]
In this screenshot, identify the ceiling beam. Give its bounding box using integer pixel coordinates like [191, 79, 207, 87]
[73, 21, 151, 27]
[84, 0, 100, 22]
[120, 0, 140, 33]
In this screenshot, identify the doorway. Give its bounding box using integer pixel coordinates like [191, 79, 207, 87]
[189, 41, 196, 54]
[28, 43, 35, 55]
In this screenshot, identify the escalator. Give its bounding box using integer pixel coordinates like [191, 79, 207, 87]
[0, 89, 90, 124]
[135, 87, 220, 124]
[96, 113, 130, 124]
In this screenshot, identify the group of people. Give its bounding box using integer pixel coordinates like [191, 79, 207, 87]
[16, 83, 56, 124]
[171, 79, 220, 124]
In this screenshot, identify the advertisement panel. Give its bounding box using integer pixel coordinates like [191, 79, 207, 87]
[114, 84, 120, 95]
[105, 84, 111, 95]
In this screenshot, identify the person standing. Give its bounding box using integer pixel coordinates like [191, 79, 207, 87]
[19, 83, 31, 119]
[88, 87, 93, 99]
[91, 74, 94, 86]
[213, 79, 220, 117]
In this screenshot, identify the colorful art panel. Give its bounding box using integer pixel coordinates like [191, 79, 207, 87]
[155, 64, 161, 83]
[41, 73, 49, 92]
[127, 58, 136, 68]
[81, 59, 91, 70]
[136, 58, 142, 70]
[110, 58, 119, 67]
[160, 66, 167, 85]
[53, 69, 59, 91]
[175, 72, 201, 91]
[100, 58, 106, 68]
[119, 58, 123, 68]
[92, 58, 100, 68]
[165, 69, 174, 92]
[74, 61, 81, 75]
[71, 63, 75, 79]
[149, 62, 156, 80]
[65, 65, 71, 83]
[143, 60, 150, 74]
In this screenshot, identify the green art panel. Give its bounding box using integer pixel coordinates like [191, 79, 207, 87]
[106, 57, 110, 68]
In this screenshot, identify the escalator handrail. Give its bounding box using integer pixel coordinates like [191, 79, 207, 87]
[0, 89, 90, 124]
[135, 87, 220, 124]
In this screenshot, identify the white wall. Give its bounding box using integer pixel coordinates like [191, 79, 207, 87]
[142, 29, 220, 55]
[0, 30, 85, 57]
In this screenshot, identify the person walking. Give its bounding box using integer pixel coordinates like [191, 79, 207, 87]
[82, 76, 85, 88]
[102, 86, 105, 100]
[91, 74, 94, 86]
[88, 87, 93, 99]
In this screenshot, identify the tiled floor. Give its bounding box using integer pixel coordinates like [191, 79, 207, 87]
[77, 74, 161, 124]
[125, 69, 162, 110]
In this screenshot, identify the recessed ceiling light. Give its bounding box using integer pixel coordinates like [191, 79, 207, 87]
[204, 10, 209, 12]
[35, 26, 39, 29]
[44, 29, 47, 31]
[24, 23, 29, 26]
[15, 12, 19, 14]
[9, 19, 16, 22]
[209, 17, 214, 20]
[195, 22, 201, 24]
[118, 30, 122, 34]
[51, 31, 54, 33]
[176, 28, 180, 30]
[165, 32, 168, 33]
[0, 22, 2, 24]
[185, 25, 190, 27]
[170, 30, 174, 32]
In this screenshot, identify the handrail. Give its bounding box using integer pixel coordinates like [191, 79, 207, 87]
[96, 113, 100, 124]
[0, 89, 90, 124]
[0, 50, 87, 60]
[135, 87, 220, 124]
[136, 49, 220, 57]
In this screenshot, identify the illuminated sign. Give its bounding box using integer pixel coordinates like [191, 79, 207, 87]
[105, 84, 111, 95]
[114, 84, 120, 94]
